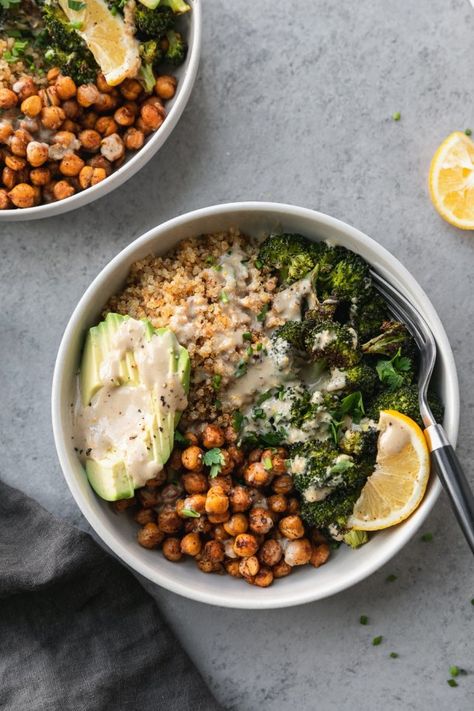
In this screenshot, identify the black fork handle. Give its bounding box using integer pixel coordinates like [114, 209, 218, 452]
[425, 425, 474, 554]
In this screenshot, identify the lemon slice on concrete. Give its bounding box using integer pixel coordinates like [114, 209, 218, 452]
[429, 131, 474, 230]
[58, 0, 141, 86]
[348, 410, 430, 531]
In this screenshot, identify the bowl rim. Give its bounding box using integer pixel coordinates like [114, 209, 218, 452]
[52, 201, 460, 608]
[0, 0, 202, 223]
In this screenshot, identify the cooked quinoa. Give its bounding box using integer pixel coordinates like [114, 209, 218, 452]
[105, 229, 278, 428]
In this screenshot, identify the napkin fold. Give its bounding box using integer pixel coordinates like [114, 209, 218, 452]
[0, 480, 221, 711]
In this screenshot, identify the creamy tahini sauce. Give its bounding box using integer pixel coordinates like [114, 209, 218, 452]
[75, 320, 187, 488]
[378, 416, 410, 457]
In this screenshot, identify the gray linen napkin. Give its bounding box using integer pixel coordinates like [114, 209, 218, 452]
[0, 480, 221, 711]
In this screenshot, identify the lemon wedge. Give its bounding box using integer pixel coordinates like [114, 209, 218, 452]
[348, 410, 430, 531]
[58, 0, 141, 86]
[428, 131, 474, 230]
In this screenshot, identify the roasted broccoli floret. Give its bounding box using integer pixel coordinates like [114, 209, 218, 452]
[257, 233, 321, 286]
[134, 5, 175, 37]
[272, 320, 306, 352]
[161, 0, 191, 13]
[163, 29, 187, 65]
[350, 290, 390, 341]
[362, 320, 416, 359]
[343, 529, 369, 548]
[338, 426, 378, 460]
[305, 301, 337, 323]
[42, 4, 98, 83]
[301, 485, 363, 529]
[304, 320, 361, 368]
[138, 40, 162, 91]
[369, 384, 421, 425]
[341, 362, 379, 397]
[318, 250, 371, 301]
[289, 442, 360, 493]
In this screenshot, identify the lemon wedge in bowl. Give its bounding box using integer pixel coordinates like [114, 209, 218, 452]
[348, 410, 430, 531]
[58, 0, 141, 86]
[429, 131, 474, 230]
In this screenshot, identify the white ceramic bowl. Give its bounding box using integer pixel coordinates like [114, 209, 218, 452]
[52, 202, 459, 609]
[0, 0, 201, 222]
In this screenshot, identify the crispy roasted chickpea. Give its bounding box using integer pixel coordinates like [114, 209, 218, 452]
[95, 115, 118, 136]
[183, 431, 199, 445]
[184, 515, 212, 535]
[78, 129, 101, 152]
[207, 511, 230, 524]
[219, 450, 235, 476]
[180, 532, 202, 557]
[162, 537, 182, 561]
[95, 72, 113, 94]
[158, 504, 182, 534]
[155, 74, 177, 100]
[114, 105, 135, 127]
[137, 522, 164, 549]
[223, 513, 248, 537]
[203, 540, 225, 563]
[310, 543, 331, 568]
[224, 559, 242, 577]
[10, 130, 30, 157]
[21, 94, 42, 118]
[268, 494, 288, 514]
[249, 507, 274, 535]
[62, 99, 80, 119]
[254, 566, 274, 587]
[135, 116, 153, 137]
[0, 189, 11, 209]
[284, 538, 312, 566]
[77, 83, 100, 107]
[209, 474, 232, 494]
[202, 424, 225, 449]
[244, 461, 272, 488]
[134, 508, 155, 525]
[94, 92, 118, 113]
[258, 539, 283, 568]
[205, 485, 229, 515]
[100, 133, 125, 162]
[55, 75, 76, 100]
[182, 471, 208, 495]
[233, 533, 259, 558]
[212, 523, 230, 541]
[229, 485, 252, 512]
[197, 558, 221, 574]
[261, 448, 288, 474]
[279, 515, 304, 540]
[47, 67, 61, 83]
[8, 183, 36, 208]
[226, 444, 244, 468]
[15, 76, 37, 101]
[273, 559, 292, 578]
[78, 165, 107, 189]
[2, 167, 17, 191]
[248, 448, 263, 464]
[272, 474, 293, 495]
[239, 555, 259, 578]
[59, 153, 85, 177]
[179, 493, 207, 516]
[140, 103, 165, 131]
[0, 88, 18, 109]
[224, 425, 238, 444]
[287, 497, 300, 515]
[5, 154, 26, 172]
[0, 121, 13, 144]
[88, 154, 113, 176]
[41, 106, 65, 130]
[120, 77, 143, 101]
[182, 445, 203, 471]
[143, 471, 166, 488]
[137, 487, 161, 509]
[25, 141, 48, 168]
[112, 497, 136, 513]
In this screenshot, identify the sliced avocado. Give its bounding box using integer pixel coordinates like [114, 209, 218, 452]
[86, 458, 134, 502]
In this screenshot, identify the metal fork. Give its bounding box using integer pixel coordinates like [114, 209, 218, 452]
[370, 270, 474, 553]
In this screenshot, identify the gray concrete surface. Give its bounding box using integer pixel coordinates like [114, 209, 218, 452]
[1, 0, 474, 708]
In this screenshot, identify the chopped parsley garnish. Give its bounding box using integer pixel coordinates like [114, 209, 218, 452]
[386, 574, 397, 583]
[256, 343, 264, 351]
[235, 360, 247, 378]
[421, 532, 433, 542]
[359, 615, 369, 625]
[447, 679, 458, 688]
[242, 332, 252, 341]
[256, 303, 269, 322]
[450, 666, 460, 678]
[252, 407, 266, 420]
[211, 374, 222, 391]
[203, 448, 225, 478]
[3, 39, 28, 63]
[181, 508, 200, 518]
[220, 290, 229, 304]
[255, 259, 263, 269]
[389, 652, 399, 659]
[376, 348, 411, 391]
[246, 346, 253, 357]
[372, 636, 383, 646]
[329, 391, 365, 442]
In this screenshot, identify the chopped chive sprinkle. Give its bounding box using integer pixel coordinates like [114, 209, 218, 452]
[256, 343, 263, 351]
[235, 360, 247, 378]
[389, 652, 399, 659]
[372, 636, 383, 646]
[392, 112, 401, 121]
[220, 291, 229, 304]
[465, 129, 472, 136]
[359, 615, 368, 625]
[421, 532, 433, 542]
[450, 666, 460, 678]
[447, 679, 458, 688]
[246, 346, 253, 357]
[386, 574, 397, 583]
[263, 456, 272, 470]
[181, 508, 200, 518]
[255, 259, 263, 269]
[211, 374, 222, 390]
[242, 332, 252, 341]
[257, 304, 269, 322]
[253, 407, 266, 420]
